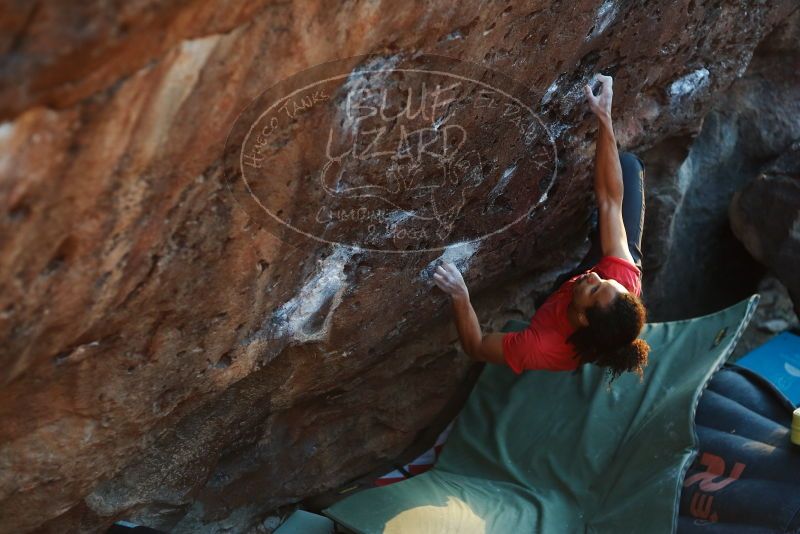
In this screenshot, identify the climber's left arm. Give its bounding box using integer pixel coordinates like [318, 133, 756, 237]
[432, 262, 506, 364]
[584, 74, 635, 264]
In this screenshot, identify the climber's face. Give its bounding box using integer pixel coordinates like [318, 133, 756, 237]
[571, 271, 629, 317]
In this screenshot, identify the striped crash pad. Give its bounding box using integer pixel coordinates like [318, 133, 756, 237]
[374, 423, 453, 487]
[679, 364, 800, 532]
[323, 296, 759, 533]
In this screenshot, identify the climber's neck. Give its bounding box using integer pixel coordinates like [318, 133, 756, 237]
[566, 300, 584, 330]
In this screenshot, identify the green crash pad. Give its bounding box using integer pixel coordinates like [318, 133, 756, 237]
[324, 296, 759, 533]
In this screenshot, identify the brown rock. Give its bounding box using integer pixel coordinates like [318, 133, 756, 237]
[0, 1, 797, 532]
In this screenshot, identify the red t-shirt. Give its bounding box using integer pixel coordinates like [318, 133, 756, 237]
[502, 256, 642, 373]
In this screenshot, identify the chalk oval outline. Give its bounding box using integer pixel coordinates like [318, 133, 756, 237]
[226, 54, 559, 254]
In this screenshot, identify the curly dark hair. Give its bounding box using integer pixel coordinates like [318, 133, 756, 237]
[567, 292, 650, 383]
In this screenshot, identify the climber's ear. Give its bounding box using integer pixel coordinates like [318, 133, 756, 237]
[578, 312, 589, 328]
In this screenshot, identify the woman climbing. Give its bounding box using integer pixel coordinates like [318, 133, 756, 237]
[433, 73, 650, 382]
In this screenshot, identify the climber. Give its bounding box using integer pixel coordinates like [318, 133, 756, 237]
[433, 73, 650, 382]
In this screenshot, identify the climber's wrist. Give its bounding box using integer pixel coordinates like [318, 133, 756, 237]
[450, 291, 470, 306]
[596, 110, 612, 125]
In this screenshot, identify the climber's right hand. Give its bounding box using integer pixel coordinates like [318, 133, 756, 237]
[584, 74, 613, 119]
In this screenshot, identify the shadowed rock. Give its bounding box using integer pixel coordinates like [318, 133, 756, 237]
[1, 1, 799, 532]
[730, 142, 800, 317]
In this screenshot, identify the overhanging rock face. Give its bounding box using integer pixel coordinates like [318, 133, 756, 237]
[0, 1, 797, 532]
[731, 142, 800, 317]
[639, 7, 800, 321]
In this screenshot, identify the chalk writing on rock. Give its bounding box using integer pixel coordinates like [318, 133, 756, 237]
[224, 54, 558, 253]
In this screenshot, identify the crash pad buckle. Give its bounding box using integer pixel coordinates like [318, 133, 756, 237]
[712, 327, 728, 348]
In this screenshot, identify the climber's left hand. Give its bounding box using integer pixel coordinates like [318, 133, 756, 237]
[585, 73, 613, 119]
[433, 262, 469, 302]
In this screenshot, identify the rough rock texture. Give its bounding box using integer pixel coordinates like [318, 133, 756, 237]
[730, 143, 800, 317]
[1, 1, 798, 532]
[639, 8, 800, 320]
[731, 275, 800, 360]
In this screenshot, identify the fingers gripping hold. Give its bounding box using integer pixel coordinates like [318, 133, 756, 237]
[585, 73, 614, 117]
[432, 261, 468, 300]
